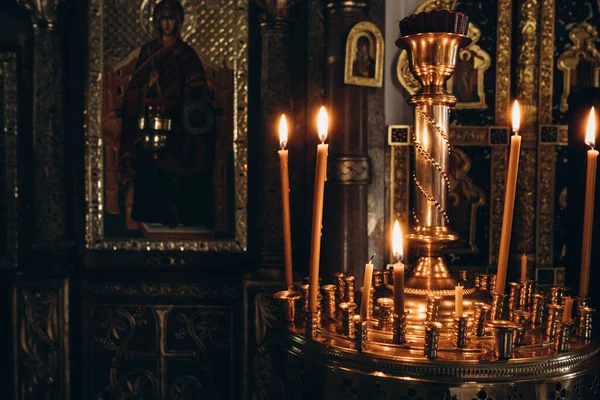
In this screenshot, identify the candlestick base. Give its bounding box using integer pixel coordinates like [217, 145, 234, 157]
[486, 320, 520, 359]
[354, 316, 369, 352]
[274, 289, 303, 323]
[491, 293, 506, 321]
[392, 312, 409, 344]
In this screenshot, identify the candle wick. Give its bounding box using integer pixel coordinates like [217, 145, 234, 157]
[280, 140, 287, 150]
[369, 253, 376, 262]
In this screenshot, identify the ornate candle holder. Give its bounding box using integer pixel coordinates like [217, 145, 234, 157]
[513, 310, 531, 346]
[554, 322, 574, 353]
[344, 275, 356, 304]
[549, 286, 567, 305]
[491, 293, 506, 321]
[273, 289, 303, 323]
[333, 272, 347, 305]
[453, 314, 467, 348]
[377, 298, 394, 331]
[577, 307, 595, 340]
[426, 295, 442, 322]
[423, 321, 443, 360]
[519, 280, 535, 312]
[321, 284, 337, 319]
[531, 294, 545, 326]
[508, 282, 522, 318]
[305, 310, 320, 339]
[545, 304, 564, 338]
[393, 311, 409, 344]
[339, 302, 357, 337]
[488, 274, 497, 294]
[473, 302, 490, 336]
[354, 315, 369, 352]
[486, 320, 520, 359]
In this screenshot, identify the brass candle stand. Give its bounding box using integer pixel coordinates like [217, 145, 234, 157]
[277, 10, 600, 399]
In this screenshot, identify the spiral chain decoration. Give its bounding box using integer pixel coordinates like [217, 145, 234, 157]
[415, 106, 452, 155]
[412, 172, 450, 224]
[412, 132, 451, 191]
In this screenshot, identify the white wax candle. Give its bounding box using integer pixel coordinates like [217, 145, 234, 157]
[455, 284, 464, 316]
[308, 107, 329, 313]
[520, 254, 527, 282]
[496, 100, 522, 295]
[278, 115, 293, 289]
[360, 261, 374, 322]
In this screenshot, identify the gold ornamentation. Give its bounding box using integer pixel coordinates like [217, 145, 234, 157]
[538, 0, 555, 123]
[490, 147, 507, 264]
[91, 282, 239, 298]
[391, 146, 410, 231]
[0, 52, 18, 269]
[330, 157, 370, 185]
[537, 145, 556, 267]
[447, 23, 492, 109]
[495, 0, 513, 125]
[17, 0, 65, 28]
[449, 126, 488, 144]
[516, 0, 540, 125]
[557, 21, 600, 112]
[344, 21, 384, 88]
[84, 0, 248, 252]
[14, 279, 70, 399]
[515, 149, 537, 253]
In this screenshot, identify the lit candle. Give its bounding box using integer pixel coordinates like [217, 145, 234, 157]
[308, 106, 329, 313]
[392, 220, 405, 315]
[520, 254, 527, 282]
[579, 107, 598, 298]
[455, 283, 464, 316]
[278, 115, 293, 290]
[563, 296, 574, 322]
[360, 258, 374, 322]
[496, 100, 522, 295]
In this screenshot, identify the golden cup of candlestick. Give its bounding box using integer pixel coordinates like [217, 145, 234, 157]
[396, 22, 476, 328]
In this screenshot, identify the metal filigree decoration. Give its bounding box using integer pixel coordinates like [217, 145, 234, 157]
[516, 0, 540, 125]
[538, 0, 556, 124]
[14, 280, 70, 400]
[0, 52, 18, 268]
[557, 21, 600, 112]
[85, 0, 248, 252]
[330, 157, 370, 185]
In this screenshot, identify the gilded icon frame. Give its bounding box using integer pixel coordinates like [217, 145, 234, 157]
[344, 21, 384, 88]
[84, 0, 248, 252]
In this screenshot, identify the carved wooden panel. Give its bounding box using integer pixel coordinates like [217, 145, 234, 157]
[12, 278, 70, 400]
[83, 280, 239, 400]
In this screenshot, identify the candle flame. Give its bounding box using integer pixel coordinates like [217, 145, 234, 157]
[279, 114, 288, 149]
[317, 106, 328, 143]
[586, 107, 596, 148]
[392, 220, 403, 262]
[512, 100, 520, 133]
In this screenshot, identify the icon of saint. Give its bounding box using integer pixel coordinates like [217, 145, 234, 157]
[352, 36, 376, 78]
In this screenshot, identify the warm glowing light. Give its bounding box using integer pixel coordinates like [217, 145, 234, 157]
[392, 220, 403, 262]
[512, 100, 520, 133]
[317, 106, 328, 143]
[279, 114, 288, 149]
[586, 107, 596, 148]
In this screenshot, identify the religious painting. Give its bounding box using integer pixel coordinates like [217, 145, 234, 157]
[344, 21, 384, 88]
[85, 0, 248, 251]
[0, 52, 18, 267]
[558, 21, 600, 112]
[397, 22, 491, 109]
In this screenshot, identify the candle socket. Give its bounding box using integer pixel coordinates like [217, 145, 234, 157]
[519, 280, 535, 312]
[354, 316, 369, 352]
[426, 295, 442, 322]
[333, 272, 347, 305]
[339, 302, 357, 337]
[531, 294, 546, 326]
[377, 298, 394, 331]
[549, 286, 566, 305]
[577, 307, 595, 340]
[273, 289, 303, 323]
[488, 274, 497, 294]
[554, 321, 574, 353]
[344, 275, 356, 304]
[321, 284, 337, 319]
[574, 297, 591, 326]
[479, 274, 490, 292]
[423, 321, 443, 360]
[513, 310, 531, 346]
[486, 320, 521, 359]
[491, 293, 506, 321]
[453, 315, 468, 348]
[545, 304, 564, 338]
[473, 302, 491, 336]
[393, 311, 409, 344]
[508, 282, 522, 319]
[305, 310, 320, 339]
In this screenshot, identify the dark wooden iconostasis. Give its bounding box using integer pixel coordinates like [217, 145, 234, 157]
[0, 0, 599, 399]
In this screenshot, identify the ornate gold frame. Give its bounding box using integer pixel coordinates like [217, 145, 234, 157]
[0, 52, 18, 268]
[84, 0, 248, 252]
[344, 21, 384, 88]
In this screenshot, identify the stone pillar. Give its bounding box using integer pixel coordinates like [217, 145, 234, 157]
[20, 0, 68, 247]
[257, 1, 292, 271]
[321, 0, 370, 280]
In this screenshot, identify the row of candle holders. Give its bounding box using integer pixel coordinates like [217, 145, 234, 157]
[275, 271, 596, 361]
